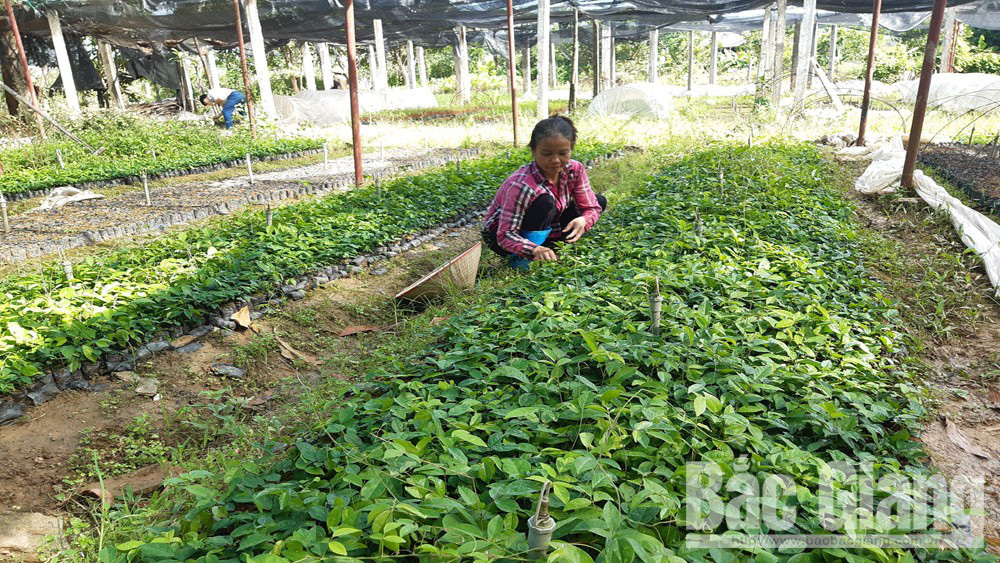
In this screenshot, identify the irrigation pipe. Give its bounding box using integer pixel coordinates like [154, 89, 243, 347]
[0, 81, 99, 153]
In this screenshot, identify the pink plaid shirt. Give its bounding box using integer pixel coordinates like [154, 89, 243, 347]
[483, 159, 602, 258]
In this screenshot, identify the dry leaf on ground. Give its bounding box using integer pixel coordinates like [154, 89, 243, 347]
[943, 417, 992, 459]
[339, 325, 382, 337]
[78, 464, 175, 506]
[230, 306, 252, 329]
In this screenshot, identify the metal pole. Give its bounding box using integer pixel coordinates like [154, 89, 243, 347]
[5, 0, 45, 135]
[345, 0, 363, 188]
[901, 0, 949, 189]
[856, 0, 882, 146]
[233, 0, 257, 137]
[505, 0, 519, 147]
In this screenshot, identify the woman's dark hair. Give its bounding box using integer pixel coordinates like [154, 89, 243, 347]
[528, 115, 577, 150]
[199, 94, 209, 105]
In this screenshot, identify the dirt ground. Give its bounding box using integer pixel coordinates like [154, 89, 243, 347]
[0, 224, 485, 515]
[840, 155, 1000, 554]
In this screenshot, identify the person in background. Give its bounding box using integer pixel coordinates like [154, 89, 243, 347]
[482, 115, 607, 269]
[199, 88, 246, 129]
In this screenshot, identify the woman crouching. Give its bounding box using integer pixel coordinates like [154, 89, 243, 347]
[481, 116, 607, 269]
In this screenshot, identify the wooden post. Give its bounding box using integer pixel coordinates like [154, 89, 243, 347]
[771, 0, 787, 106]
[902, 0, 949, 188]
[794, 0, 817, 104]
[373, 19, 388, 91]
[317, 42, 334, 90]
[709, 31, 718, 85]
[828, 25, 838, 79]
[856, 0, 882, 146]
[232, 0, 257, 136]
[345, 0, 363, 187]
[46, 11, 79, 114]
[417, 46, 428, 87]
[536, 0, 550, 118]
[302, 42, 316, 90]
[648, 28, 659, 83]
[243, 0, 275, 116]
[687, 30, 694, 91]
[592, 20, 600, 97]
[406, 40, 416, 89]
[505, 0, 519, 146]
[570, 9, 579, 111]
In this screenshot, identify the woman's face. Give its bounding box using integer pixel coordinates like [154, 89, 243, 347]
[532, 134, 572, 179]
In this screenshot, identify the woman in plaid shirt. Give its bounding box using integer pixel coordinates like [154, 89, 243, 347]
[482, 116, 606, 268]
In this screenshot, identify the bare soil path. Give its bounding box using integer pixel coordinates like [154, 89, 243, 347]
[839, 154, 1000, 554]
[0, 223, 485, 517]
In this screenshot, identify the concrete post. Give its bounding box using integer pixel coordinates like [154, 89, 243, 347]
[317, 43, 334, 90]
[772, 0, 787, 106]
[709, 31, 718, 84]
[406, 40, 417, 88]
[417, 45, 428, 87]
[302, 42, 316, 91]
[794, 0, 817, 104]
[206, 48, 222, 89]
[46, 11, 79, 113]
[828, 25, 838, 79]
[648, 29, 659, 83]
[536, 0, 550, 118]
[373, 19, 388, 90]
[243, 0, 275, 116]
[98, 41, 125, 110]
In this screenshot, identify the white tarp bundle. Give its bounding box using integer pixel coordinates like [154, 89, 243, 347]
[896, 73, 1000, 114]
[274, 87, 438, 126]
[37, 187, 104, 211]
[588, 84, 675, 119]
[848, 138, 1000, 297]
[853, 136, 906, 195]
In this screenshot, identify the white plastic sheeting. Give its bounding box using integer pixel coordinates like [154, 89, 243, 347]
[37, 187, 104, 211]
[853, 136, 906, 195]
[848, 138, 1000, 297]
[587, 84, 674, 119]
[896, 73, 1000, 114]
[273, 87, 438, 126]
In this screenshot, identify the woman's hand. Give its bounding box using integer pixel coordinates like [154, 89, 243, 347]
[562, 217, 587, 243]
[531, 245, 558, 261]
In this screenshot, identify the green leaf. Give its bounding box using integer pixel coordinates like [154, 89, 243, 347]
[327, 541, 347, 556]
[452, 429, 486, 447]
